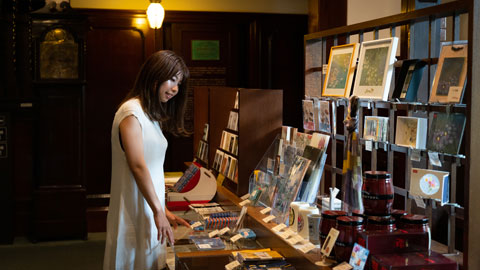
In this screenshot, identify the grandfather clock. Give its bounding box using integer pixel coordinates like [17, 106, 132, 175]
[30, 1, 87, 241]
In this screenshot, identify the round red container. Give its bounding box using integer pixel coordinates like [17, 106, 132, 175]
[398, 214, 429, 233]
[366, 215, 396, 232]
[391, 209, 408, 225]
[320, 210, 347, 247]
[362, 171, 394, 215]
[334, 216, 364, 262]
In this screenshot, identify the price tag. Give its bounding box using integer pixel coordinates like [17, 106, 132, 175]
[239, 199, 251, 206]
[240, 193, 250, 200]
[219, 227, 231, 235]
[230, 234, 243, 242]
[287, 234, 304, 245]
[209, 230, 220, 238]
[321, 228, 339, 257]
[447, 86, 463, 102]
[272, 223, 286, 232]
[299, 243, 316, 253]
[260, 207, 272, 215]
[251, 190, 259, 197]
[414, 196, 426, 209]
[225, 260, 241, 270]
[428, 151, 442, 167]
[262, 215, 276, 223]
[332, 262, 353, 270]
[190, 221, 202, 229]
[198, 244, 211, 249]
[411, 148, 421, 162]
[254, 252, 272, 260]
[322, 64, 329, 75]
[365, 140, 372, 152]
[374, 142, 378, 150]
[279, 229, 295, 239]
[367, 101, 371, 110]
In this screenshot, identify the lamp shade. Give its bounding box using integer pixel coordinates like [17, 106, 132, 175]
[147, 3, 165, 29]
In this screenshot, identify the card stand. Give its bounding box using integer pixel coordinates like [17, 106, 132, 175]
[167, 167, 217, 211]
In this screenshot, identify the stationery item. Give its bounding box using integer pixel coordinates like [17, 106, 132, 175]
[426, 112, 466, 155]
[307, 214, 322, 245]
[237, 250, 284, 263]
[349, 243, 369, 270]
[298, 206, 320, 239]
[289, 202, 309, 232]
[303, 99, 315, 131]
[191, 236, 226, 250]
[318, 100, 332, 133]
[395, 116, 428, 149]
[225, 260, 241, 270]
[410, 168, 450, 205]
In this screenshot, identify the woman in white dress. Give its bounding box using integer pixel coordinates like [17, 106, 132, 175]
[104, 50, 190, 270]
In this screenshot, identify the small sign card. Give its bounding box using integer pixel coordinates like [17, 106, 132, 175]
[321, 228, 339, 257]
[198, 244, 211, 249]
[208, 230, 220, 238]
[225, 260, 241, 270]
[279, 229, 295, 239]
[240, 193, 250, 200]
[262, 215, 276, 223]
[428, 151, 442, 167]
[414, 195, 426, 209]
[272, 223, 286, 232]
[260, 207, 272, 215]
[411, 148, 421, 162]
[190, 221, 202, 229]
[447, 86, 463, 102]
[365, 140, 372, 152]
[299, 243, 316, 253]
[219, 227, 230, 235]
[333, 262, 353, 270]
[349, 243, 369, 270]
[239, 199, 251, 206]
[287, 234, 304, 245]
[254, 252, 272, 260]
[230, 234, 243, 242]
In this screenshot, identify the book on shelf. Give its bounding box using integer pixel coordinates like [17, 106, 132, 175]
[227, 111, 239, 131]
[202, 123, 209, 141]
[220, 130, 238, 155]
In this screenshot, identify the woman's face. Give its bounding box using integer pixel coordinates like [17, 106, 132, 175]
[158, 72, 183, 103]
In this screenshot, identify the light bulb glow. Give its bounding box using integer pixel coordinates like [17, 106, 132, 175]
[147, 3, 165, 29]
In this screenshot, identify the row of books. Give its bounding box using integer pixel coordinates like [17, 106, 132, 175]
[213, 149, 238, 182]
[220, 130, 238, 155]
[363, 112, 466, 155]
[196, 140, 209, 163]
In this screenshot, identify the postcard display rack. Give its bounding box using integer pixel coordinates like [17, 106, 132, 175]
[193, 86, 283, 196]
[304, 1, 472, 261]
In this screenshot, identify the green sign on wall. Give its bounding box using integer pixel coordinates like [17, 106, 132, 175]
[191, 40, 220, 60]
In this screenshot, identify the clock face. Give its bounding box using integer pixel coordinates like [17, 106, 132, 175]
[40, 28, 78, 79]
[419, 173, 440, 195]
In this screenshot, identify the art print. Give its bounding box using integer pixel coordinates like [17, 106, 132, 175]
[322, 43, 359, 97]
[303, 99, 315, 130]
[427, 112, 466, 155]
[319, 100, 331, 133]
[429, 41, 468, 103]
[352, 37, 398, 101]
[363, 117, 379, 141]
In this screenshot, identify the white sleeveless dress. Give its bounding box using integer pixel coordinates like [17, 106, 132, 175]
[104, 98, 168, 270]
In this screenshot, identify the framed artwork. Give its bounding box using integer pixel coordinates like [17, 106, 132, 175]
[363, 116, 389, 142]
[410, 168, 449, 205]
[352, 37, 398, 101]
[391, 59, 427, 102]
[322, 43, 359, 97]
[429, 41, 468, 103]
[395, 116, 428, 149]
[427, 112, 466, 155]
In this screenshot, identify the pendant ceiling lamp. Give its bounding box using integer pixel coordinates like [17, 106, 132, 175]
[147, 0, 165, 29]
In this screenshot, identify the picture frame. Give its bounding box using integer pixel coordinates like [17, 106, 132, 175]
[352, 37, 399, 101]
[429, 41, 468, 104]
[391, 59, 427, 102]
[322, 43, 359, 97]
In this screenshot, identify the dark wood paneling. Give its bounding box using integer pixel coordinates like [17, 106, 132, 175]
[0, 110, 14, 243]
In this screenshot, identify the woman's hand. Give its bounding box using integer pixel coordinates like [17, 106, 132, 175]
[153, 211, 174, 245]
[165, 210, 190, 229]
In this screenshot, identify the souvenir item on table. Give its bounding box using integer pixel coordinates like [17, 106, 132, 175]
[236, 250, 284, 263]
[352, 37, 399, 101]
[342, 96, 364, 215]
[366, 216, 396, 232]
[320, 210, 347, 247]
[349, 243, 369, 270]
[334, 216, 365, 263]
[395, 116, 428, 149]
[426, 112, 466, 155]
[302, 99, 315, 131]
[370, 251, 457, 270]
[322, 43, 360, 97]
[363, 116, 389, 142]
[410, 168, 450, 205]
[357, 229, 429, 256]
[397, 214, 429, 233]
[308, 214, 322, 245]
[390, 209, 408, 225]
[298, 206, 320, 239]
[391, 59, 427, 102]
[271, 156, 311, 224]
[190, 236, 226, 250]
[289, 202, 309, 232]
[362, 171, 394, 216]
[429, 41, 468, 104]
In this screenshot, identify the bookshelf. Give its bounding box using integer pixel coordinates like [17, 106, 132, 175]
[304, 1, 471, 263]
[194, 86, 283, 196]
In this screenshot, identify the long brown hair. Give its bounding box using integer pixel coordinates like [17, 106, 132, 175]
[123, 50, 190, 136]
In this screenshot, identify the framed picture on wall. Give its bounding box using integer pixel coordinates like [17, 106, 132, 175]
[322, 43, 359, 97]
[352, 37, 398, 101]
[429, 41, 468, 104]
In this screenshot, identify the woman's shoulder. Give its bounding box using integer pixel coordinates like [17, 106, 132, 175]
[118, 98, 142, 113]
